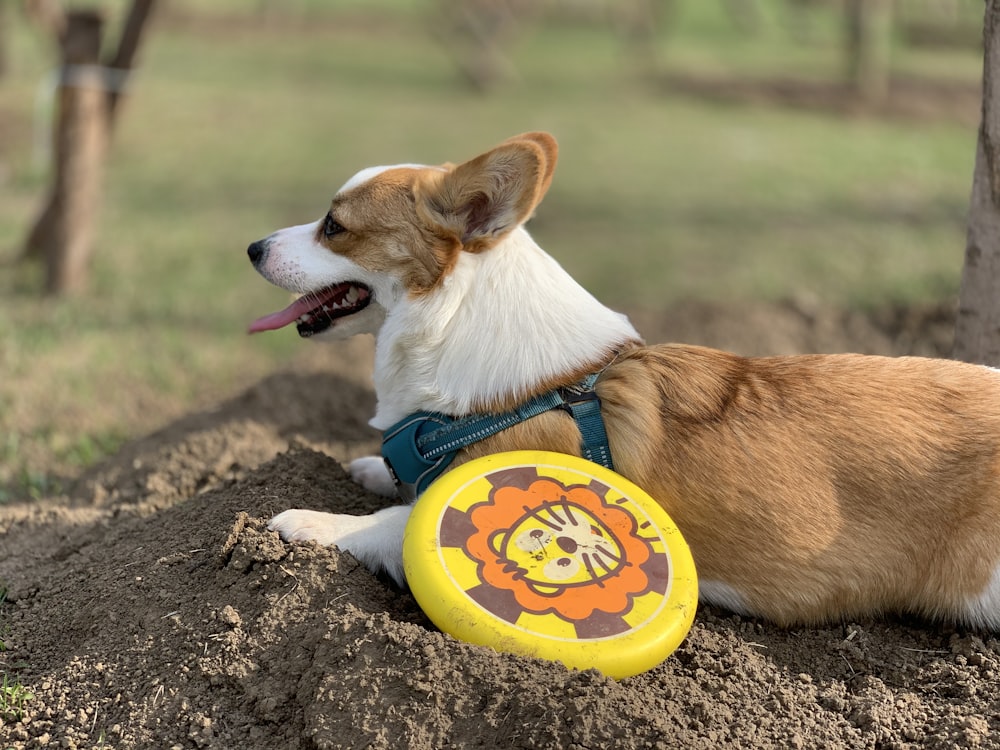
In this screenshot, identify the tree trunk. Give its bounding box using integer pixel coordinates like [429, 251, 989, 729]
[23, 0, 67, 36]
[22, 0, 157, 295]
[954, 1, 1000, 366]
[0, 0, 9, 80]
[106, 0, 156, 121]
[844, 0, 893, 104]
[25, 10, 109, 296]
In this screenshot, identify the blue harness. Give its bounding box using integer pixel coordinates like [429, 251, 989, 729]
[381, 373, 614, 501]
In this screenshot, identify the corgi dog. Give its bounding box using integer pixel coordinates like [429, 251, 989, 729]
[248, 132, 1000, 628]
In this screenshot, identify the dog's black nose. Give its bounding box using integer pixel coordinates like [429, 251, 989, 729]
[247, 240, 267, 266]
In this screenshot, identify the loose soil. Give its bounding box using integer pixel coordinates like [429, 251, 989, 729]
[3, 299, 999, 750]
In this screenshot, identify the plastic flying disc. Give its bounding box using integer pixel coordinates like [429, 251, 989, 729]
[402, 451, 698, 679]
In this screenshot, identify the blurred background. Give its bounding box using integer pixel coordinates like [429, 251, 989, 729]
[0, 0, 984, 499]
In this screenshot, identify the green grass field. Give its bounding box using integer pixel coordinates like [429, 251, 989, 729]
[0, 0, 984, 498]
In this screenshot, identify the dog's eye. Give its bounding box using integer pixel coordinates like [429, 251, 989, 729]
[323, 214, 346, 238]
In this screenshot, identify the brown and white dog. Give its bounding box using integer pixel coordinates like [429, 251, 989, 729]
[248, 132, 1000, 627]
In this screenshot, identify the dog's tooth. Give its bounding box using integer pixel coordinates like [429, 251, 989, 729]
[346, 287, 359, 304]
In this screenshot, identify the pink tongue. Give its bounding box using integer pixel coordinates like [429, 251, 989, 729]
[248, 294, 325, 334]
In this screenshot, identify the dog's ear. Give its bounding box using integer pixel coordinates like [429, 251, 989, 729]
[501, 131, 558, 198]
[417, 132, 558, 253]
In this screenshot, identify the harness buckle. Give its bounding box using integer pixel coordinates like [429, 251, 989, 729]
[558, 387, 601, 408]
[381, 412, 457, 502]
[557, 385, 614, 471]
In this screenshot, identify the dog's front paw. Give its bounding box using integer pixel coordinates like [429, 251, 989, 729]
[268, 505, 411, 586]
[268, 508, 364, 547]
[349, 455, 398, 497]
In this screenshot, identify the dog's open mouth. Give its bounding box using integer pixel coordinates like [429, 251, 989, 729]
[248, 282, 372, 337]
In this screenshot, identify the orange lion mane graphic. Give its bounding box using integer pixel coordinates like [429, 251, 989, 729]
[464, 478, 658, 622]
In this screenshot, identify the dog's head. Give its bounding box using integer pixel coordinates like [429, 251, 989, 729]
[247, 132, 558, 340]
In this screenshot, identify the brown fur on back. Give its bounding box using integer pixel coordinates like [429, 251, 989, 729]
[464, 344, 1000, 625]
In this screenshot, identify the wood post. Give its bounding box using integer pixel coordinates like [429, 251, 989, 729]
[25, 10, 109, 295]
[953, 0, 1000, 365]
[0, 0, 8, 80]
[22, 1, 156, 295]
[106, 0, 156, 121]
[844, 0, 894, 104]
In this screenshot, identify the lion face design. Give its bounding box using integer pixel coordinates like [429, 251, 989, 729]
[491, 499, 626, 594]
[455, 474, 668, 629]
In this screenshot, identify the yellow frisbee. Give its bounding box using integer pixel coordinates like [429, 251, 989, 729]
[402, 451, 698, 679]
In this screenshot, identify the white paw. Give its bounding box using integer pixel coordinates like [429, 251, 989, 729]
[267, 508, 370, 547]
[267, 505, 413, 586]
[349, 455, 398, 497]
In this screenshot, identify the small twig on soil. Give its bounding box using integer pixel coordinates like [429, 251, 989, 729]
[277, 565, 299, 603]
[123, 546, 145, 568]
[840, 654, 856, 676]
[899, 647, 949, 655]
[160, 610, 180, 619]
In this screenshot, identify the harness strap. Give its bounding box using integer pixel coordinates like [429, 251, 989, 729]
[418, 389, 567, 460]
[381, 373, 613, 501]
[562, 381, 614, 469]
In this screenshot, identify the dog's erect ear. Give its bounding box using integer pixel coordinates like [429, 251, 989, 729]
[500, 131, 558, 198]
[417, 132, 558, 253]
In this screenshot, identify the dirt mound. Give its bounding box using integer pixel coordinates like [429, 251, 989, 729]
[4, 299, 1000, 750]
